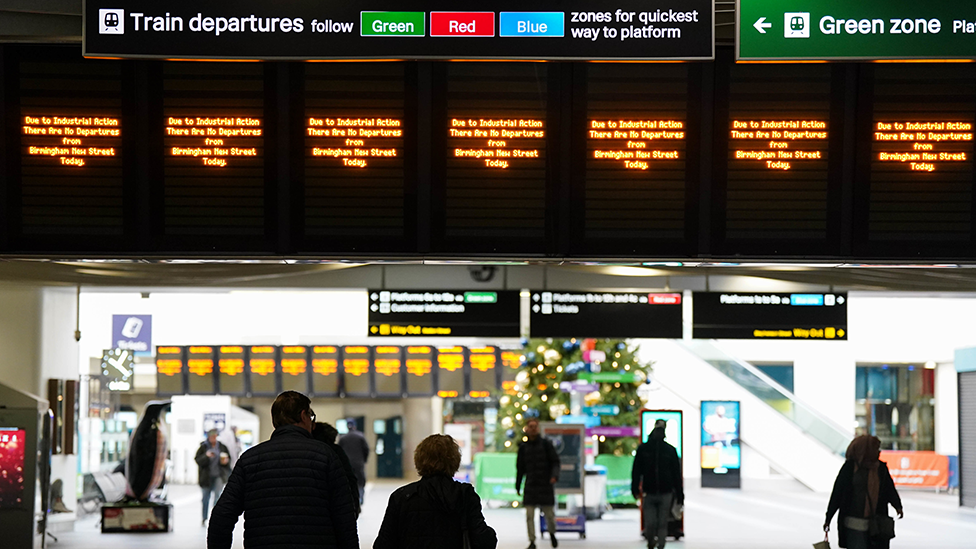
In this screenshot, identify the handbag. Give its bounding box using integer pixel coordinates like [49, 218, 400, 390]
[670, 497, 683, 521]
[813, 531, 831, 549]
[866, 483, 895, 540]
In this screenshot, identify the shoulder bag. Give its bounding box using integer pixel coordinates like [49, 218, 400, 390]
[867, 487, 895, 540]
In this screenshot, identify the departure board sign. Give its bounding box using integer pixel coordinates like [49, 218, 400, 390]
[343, 346, 372, 397]
[730, 120, 827, 172]
[166, 115, 261, 169]
[405, 346, 435, 396]
[280, 346, 310, 394]
[84, 1, 714, 61]
[186, 346, 216, 394]
[436, 346, 466, 398]
[248, 345, 278, 396]
[374, 346, 404, 396]
[310, 346, 340, 397]
[692, 292, 848, 340]
[155, 346, 185, 395]
[589, 119, 684, 172]
[217, 345, 246, 396]
[451, 118, 544, 170]
[874, 122, 973, 174]
[530, 291, 683, 338]
[368, 290, 520, 337]
[468, 347, 499, 397]
[501, 350, 521, 392]
[23, 115, 119, 169]
[738, 1, 976, 61]
[307, 117, 402, 169]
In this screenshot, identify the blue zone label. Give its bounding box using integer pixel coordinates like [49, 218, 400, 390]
[499, 12, 564, 37]
[790, 294, 824, 306]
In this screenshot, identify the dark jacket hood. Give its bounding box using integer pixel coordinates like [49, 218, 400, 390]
[415, 475, 465, 514]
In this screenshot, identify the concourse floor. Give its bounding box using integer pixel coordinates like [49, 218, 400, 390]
[55, 479, 976, 549]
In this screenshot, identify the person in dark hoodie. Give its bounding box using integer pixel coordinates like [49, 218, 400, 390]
[312, 422, 362, 518]
[374, 434, 496, 549]
[631, 426, 683, 549]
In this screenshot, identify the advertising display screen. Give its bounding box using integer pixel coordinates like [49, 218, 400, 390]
[155, 346, 185, 395]
[468, 347, 499, 397]
[529, 291, 682, 338]
[343, 346, 372, 397]
[216, 346, 246, 395]
[373, 346, 404, 397]
[0, 428, 27, 508]
[186, 346, 215, 394]
[310, 346, 340, 397]
[693, 292, 847, 340]
[84, 1, 714, 61]
[436, 346, 466, 398]
[248, 345, 278, 396]
[641, 410, 683, 458]
[280, 346, 310, 394]
[404, 346, 435, 397]
[700, 400, 740, 488]
[540, 423, 585, 494]
[368, 290, 520, 337]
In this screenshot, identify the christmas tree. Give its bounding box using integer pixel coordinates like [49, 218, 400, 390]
[495, 338, 651, 456]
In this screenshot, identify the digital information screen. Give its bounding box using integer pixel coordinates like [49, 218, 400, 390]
[500, 350, 521, 392]
[311, 345, 340, 396]
[217, 345, 246, 395]
[307, 116, 402, 169]
[368, 290, 520, 337]
[343, 346, 372, 397]
[468, 347, 499, 397]
[280, 346, 310, 394]
[0, 428, 27, 508]
[529, 291, 683, 338]
[405, 346, 435, 396]
[692, 292, 848, 340]
[701, 400, 740, 488]
[641, 410, 682, 457]
[373, 346, 404, 396]
[187, 346, 216, 394]
[155, 346, 185, 395]
[84, 0, 714, 61]
[248, 345, 278, 396]
[436, 346, 466, 398]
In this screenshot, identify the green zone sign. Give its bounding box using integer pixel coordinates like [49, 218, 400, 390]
[578, 371, 640, 383]
[738, 0, 976, 61]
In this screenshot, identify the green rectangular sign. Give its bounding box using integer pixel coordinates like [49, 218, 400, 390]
[464, 292, 498, 304]
[738, 0, 976, 61]
[360, 12, 426, 37]
[578, 371, 640, 383]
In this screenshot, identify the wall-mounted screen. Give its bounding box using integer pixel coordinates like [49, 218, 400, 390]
[529, 291, 682, 338]
[373, 346, 404, 396]
[186, 346, 216, 394]
[310, 345, 340, 397]
[216, 346, 246, 395]
[155, 346, 185, 395]
[404, 346, 435, 397]
[280, 346, 309, 394]
[468, 347, 498, 398]
[0, 428, 27, 508]
[693, 291, 848, 340]
[641, 409, 683, 458]
[700, 400, 740, 488]
[248, 345, 278, 396]
[368, 289, 521, 337]
[436, 346, 466, 398]
[342, 346, 372, 397]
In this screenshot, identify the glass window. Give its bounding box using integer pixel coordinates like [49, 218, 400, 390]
[855, 364, 935, 451]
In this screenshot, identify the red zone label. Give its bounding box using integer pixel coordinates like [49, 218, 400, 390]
[430, 12, 495, 37]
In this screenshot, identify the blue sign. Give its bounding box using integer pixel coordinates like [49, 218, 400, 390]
[790, 294, 824, 306]
[111, 314, 152, 354]
[556, 415, 601, 428]
[499, 12, 565, 37]
[583, 405, 620, 416]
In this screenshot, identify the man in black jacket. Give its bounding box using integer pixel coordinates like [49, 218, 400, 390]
[631, 426, 683, 549]
[312, 422, 361, 518]
[195, 429, 231, 525]
[516, 418, 560, 549]
[207, 391, 359, 549]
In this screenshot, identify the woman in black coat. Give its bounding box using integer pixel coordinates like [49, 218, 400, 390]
[374, 434, 497, 549]
[825, 436, 904, 549]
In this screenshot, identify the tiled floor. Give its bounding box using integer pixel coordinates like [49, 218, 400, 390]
[53, 479, 976, 549]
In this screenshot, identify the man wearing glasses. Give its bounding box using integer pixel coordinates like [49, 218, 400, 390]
[208, 391, 359, 549]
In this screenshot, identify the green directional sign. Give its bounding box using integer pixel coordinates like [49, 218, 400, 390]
[738, 0, 976, 61]
[578, 372, 640, 383]
[360, 12, 426, 37]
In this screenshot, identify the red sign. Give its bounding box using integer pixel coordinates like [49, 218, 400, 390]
[430, 12, 495, 37]
[880, 451, 949, 488]
[649, 293, 682, 305]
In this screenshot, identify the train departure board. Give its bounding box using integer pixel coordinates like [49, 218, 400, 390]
[405, 346, 435, 396]
[304, 63, 408, 240]
[719, 64, 838, 242]
[368, 289, 521, 337]
[310, 345, 340, 397]
[501, 350, 521, 392]
[217, 345, 246, 396]
[530, 291, 683, 338]
[441, 63, 549, 242]
[373, 346, 404, 396]
[163, 63, 266, 237]
[342, 346, 372, 397]
[186, 346, 216, 394]
[693, 292, 848, 340]
[583, 64, 690, 241]
[436, 346, 466, 398]
[18, 59, 125, 236]
[468, 347, 499, 398]
[155, 346, 185, 395]
[280, 346, 310, 394]
[862, 65, 976, 243]
[248, 345, 278, 396]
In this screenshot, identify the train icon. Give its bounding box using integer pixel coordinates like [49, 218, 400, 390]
[99, 9, 125, 35]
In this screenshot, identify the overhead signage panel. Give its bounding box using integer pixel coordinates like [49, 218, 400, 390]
[529, 291, 683, 338]
[692, 292, 848, 340]
[739, 0, 976, 61]
[83, 0, 714, 61]
[368, 290, 520, 337]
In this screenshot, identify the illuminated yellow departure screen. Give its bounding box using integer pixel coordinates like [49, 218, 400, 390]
[304, 64, 407, 239]
[722, 64, 834, 240]
[163, 63, 265, 236]
[405, 346, 435, 396]
[248, 345, 278, 396]
[19, 60, 124, 235]
[444, 63, 548, 240]
[217, 346, 246, 396]
[500, 350, 521, 393]
[436, 347, 466, 398]
[342, 346, 372, 397]
[584, 64, 689, 241]
[373, 346, 403, 396]
[280, 346, 309, 394]
[311, 346, 340, 396]
[468, 347, 498, 398]
[866, 65, 976, 242]
[155, 346, 185, 396]
[187, 346, 216, 394]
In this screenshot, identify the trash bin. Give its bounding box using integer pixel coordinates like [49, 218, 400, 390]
[583, 465, 608, 519]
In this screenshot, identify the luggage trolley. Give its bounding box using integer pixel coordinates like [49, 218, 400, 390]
[638, 410, 684, 541]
